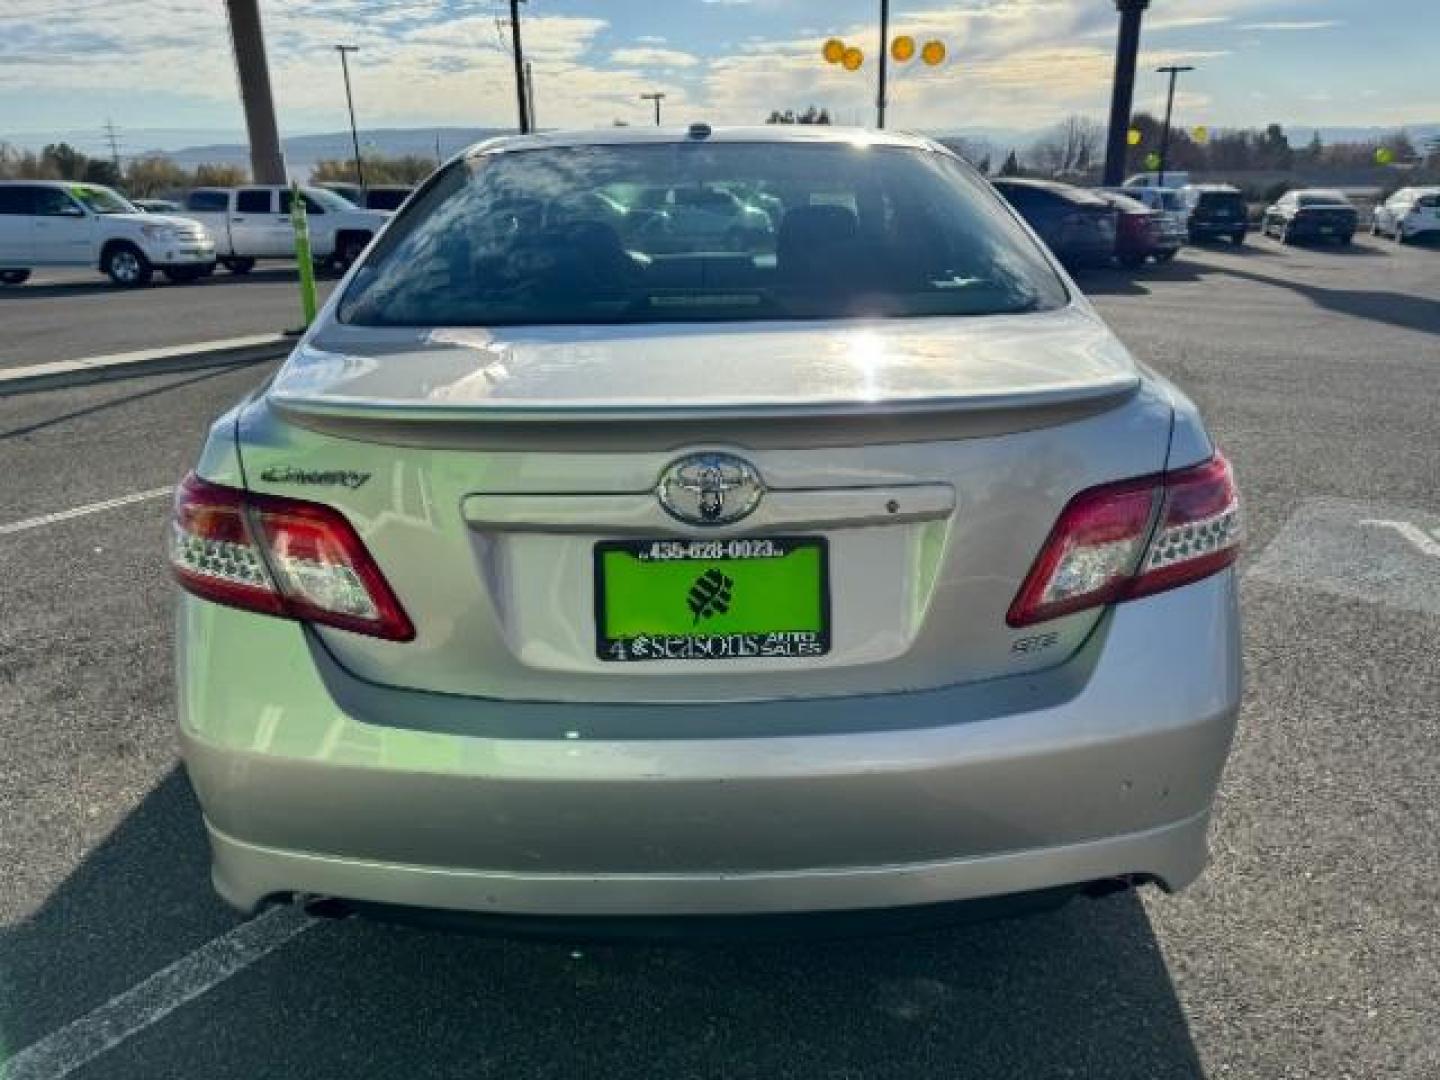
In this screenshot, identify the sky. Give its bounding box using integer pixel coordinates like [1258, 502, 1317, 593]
[0, 0, 1435, 153]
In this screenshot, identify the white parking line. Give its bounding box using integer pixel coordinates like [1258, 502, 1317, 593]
[4, 906, 318, 1080]
[0, 488, 173, 536]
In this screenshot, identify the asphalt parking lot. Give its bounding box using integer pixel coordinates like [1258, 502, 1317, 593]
[0, 266, 337, 369]
[1, 234, 1438, 1079]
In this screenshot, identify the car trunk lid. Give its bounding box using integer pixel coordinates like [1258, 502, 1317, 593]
[270, 307, 1137, 426]
[239, 306, 1173, 705]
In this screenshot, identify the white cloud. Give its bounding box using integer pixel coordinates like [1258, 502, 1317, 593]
[1238, 21, 1344, 31]
[0, 0, 1418, 139]
[1143, 16, 1235, 32]
[610, 47, 702, 69]
[698, 0, 1233, 132]
[0, 1, 681, 132]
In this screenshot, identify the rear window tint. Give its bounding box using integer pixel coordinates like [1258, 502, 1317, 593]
[340, 143, 1069, 328]
[236, 190, 271, 214]
[1197, 192, 1244, 211]
[186, 190, 229, 212]
[366, 189, 411, 210]
[0, 186, 36, 215]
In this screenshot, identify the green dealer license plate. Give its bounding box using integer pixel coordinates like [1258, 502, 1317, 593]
[595, 537, 830, 662]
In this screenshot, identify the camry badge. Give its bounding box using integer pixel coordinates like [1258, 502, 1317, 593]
[657, 453, 764, 526]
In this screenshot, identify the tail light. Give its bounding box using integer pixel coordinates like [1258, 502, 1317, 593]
[170, 473, 415, 641]
[1007, 454, 1242, 627]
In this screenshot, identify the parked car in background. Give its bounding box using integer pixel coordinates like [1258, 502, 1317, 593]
[1261, 190, 1358, 245]
[1096, 192, 1181, 267]
[317, 181, 363, 205]
[1125, 171, 1191, 191]
[361, 186, 414, 211]
[1178, 185, 1248, 246]
[177, 185, 391, 274]
[0, 180, 215, 286]
[318, 182, 416, 211]
[133, 198, 182, 213]
[1098, 187, 1187, 261]
[1371, 187, 1440, 243]
[990, 178, 1117, 267]
[171, 126, 1242, 928]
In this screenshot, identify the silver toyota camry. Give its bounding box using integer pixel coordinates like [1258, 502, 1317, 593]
[172, 126, 1242, 926]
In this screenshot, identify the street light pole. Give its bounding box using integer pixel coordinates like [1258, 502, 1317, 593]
[525, 60, 538, 130]
[334, 45, 365, 193]
[224, 0, 286, 184]
[508, 0, 530, 134]
[1156, 64, 1195, 187]
[640, 92, 665, 126]
[876, 0, 890, 129]
[1102, 0, 1150, 186]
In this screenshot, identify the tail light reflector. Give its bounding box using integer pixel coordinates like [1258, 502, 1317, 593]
[170, 473, 414, 641]
[1007, 454, 1242, 628]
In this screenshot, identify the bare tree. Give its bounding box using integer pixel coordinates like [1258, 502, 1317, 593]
[940, 137, 995, 171]
[1028, 115, 1105, 177]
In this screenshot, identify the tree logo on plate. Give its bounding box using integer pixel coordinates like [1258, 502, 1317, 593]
[657, 453, 764, 526]
[687, 569, 734, 624]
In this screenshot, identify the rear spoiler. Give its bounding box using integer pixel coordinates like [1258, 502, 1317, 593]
[267, 377, 1140, 452]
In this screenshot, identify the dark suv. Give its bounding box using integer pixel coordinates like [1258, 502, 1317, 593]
[1182, 185, 1248, 246]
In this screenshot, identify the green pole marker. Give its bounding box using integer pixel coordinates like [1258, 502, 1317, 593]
[289, 182, 318, 326]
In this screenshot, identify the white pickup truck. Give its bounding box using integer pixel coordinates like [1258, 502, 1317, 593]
[0, 180, 216, 287]
[177, 186, 391, 274]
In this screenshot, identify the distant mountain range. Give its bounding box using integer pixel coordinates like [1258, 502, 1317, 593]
[4, 126, 510, 177]
[6, 121, 1436, 178]
[162, 127, 511, 178]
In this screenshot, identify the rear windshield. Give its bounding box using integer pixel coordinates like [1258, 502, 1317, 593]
[1156, 191, 1183, 211]
[1197, 191, 1245, 211]
[339, 142, 1068, 327]
[1417, 195, 1440, 209]
[1298, 194, 1351, 208]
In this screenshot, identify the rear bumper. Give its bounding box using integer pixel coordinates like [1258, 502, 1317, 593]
[152, 245, 216, 267]
[1057, 240, 1118, 266]
[1118, 237, 1183, 260]
[1285, 220, 1355, 239]
[1189, 220, 1246, 239]
[179, 572, 1241, 918]
[206, 811, 1211, 919]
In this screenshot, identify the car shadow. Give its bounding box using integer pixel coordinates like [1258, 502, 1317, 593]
[0, 766, 1208, 1079]
[1073, 258, 1207, 297]
[1207, 241, 1283, 257]
[0, 267, 302, 301]
[0, 365, 250, 441]
[1273, 241, 1387, 257]
[1211, 264, 1440, 335]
